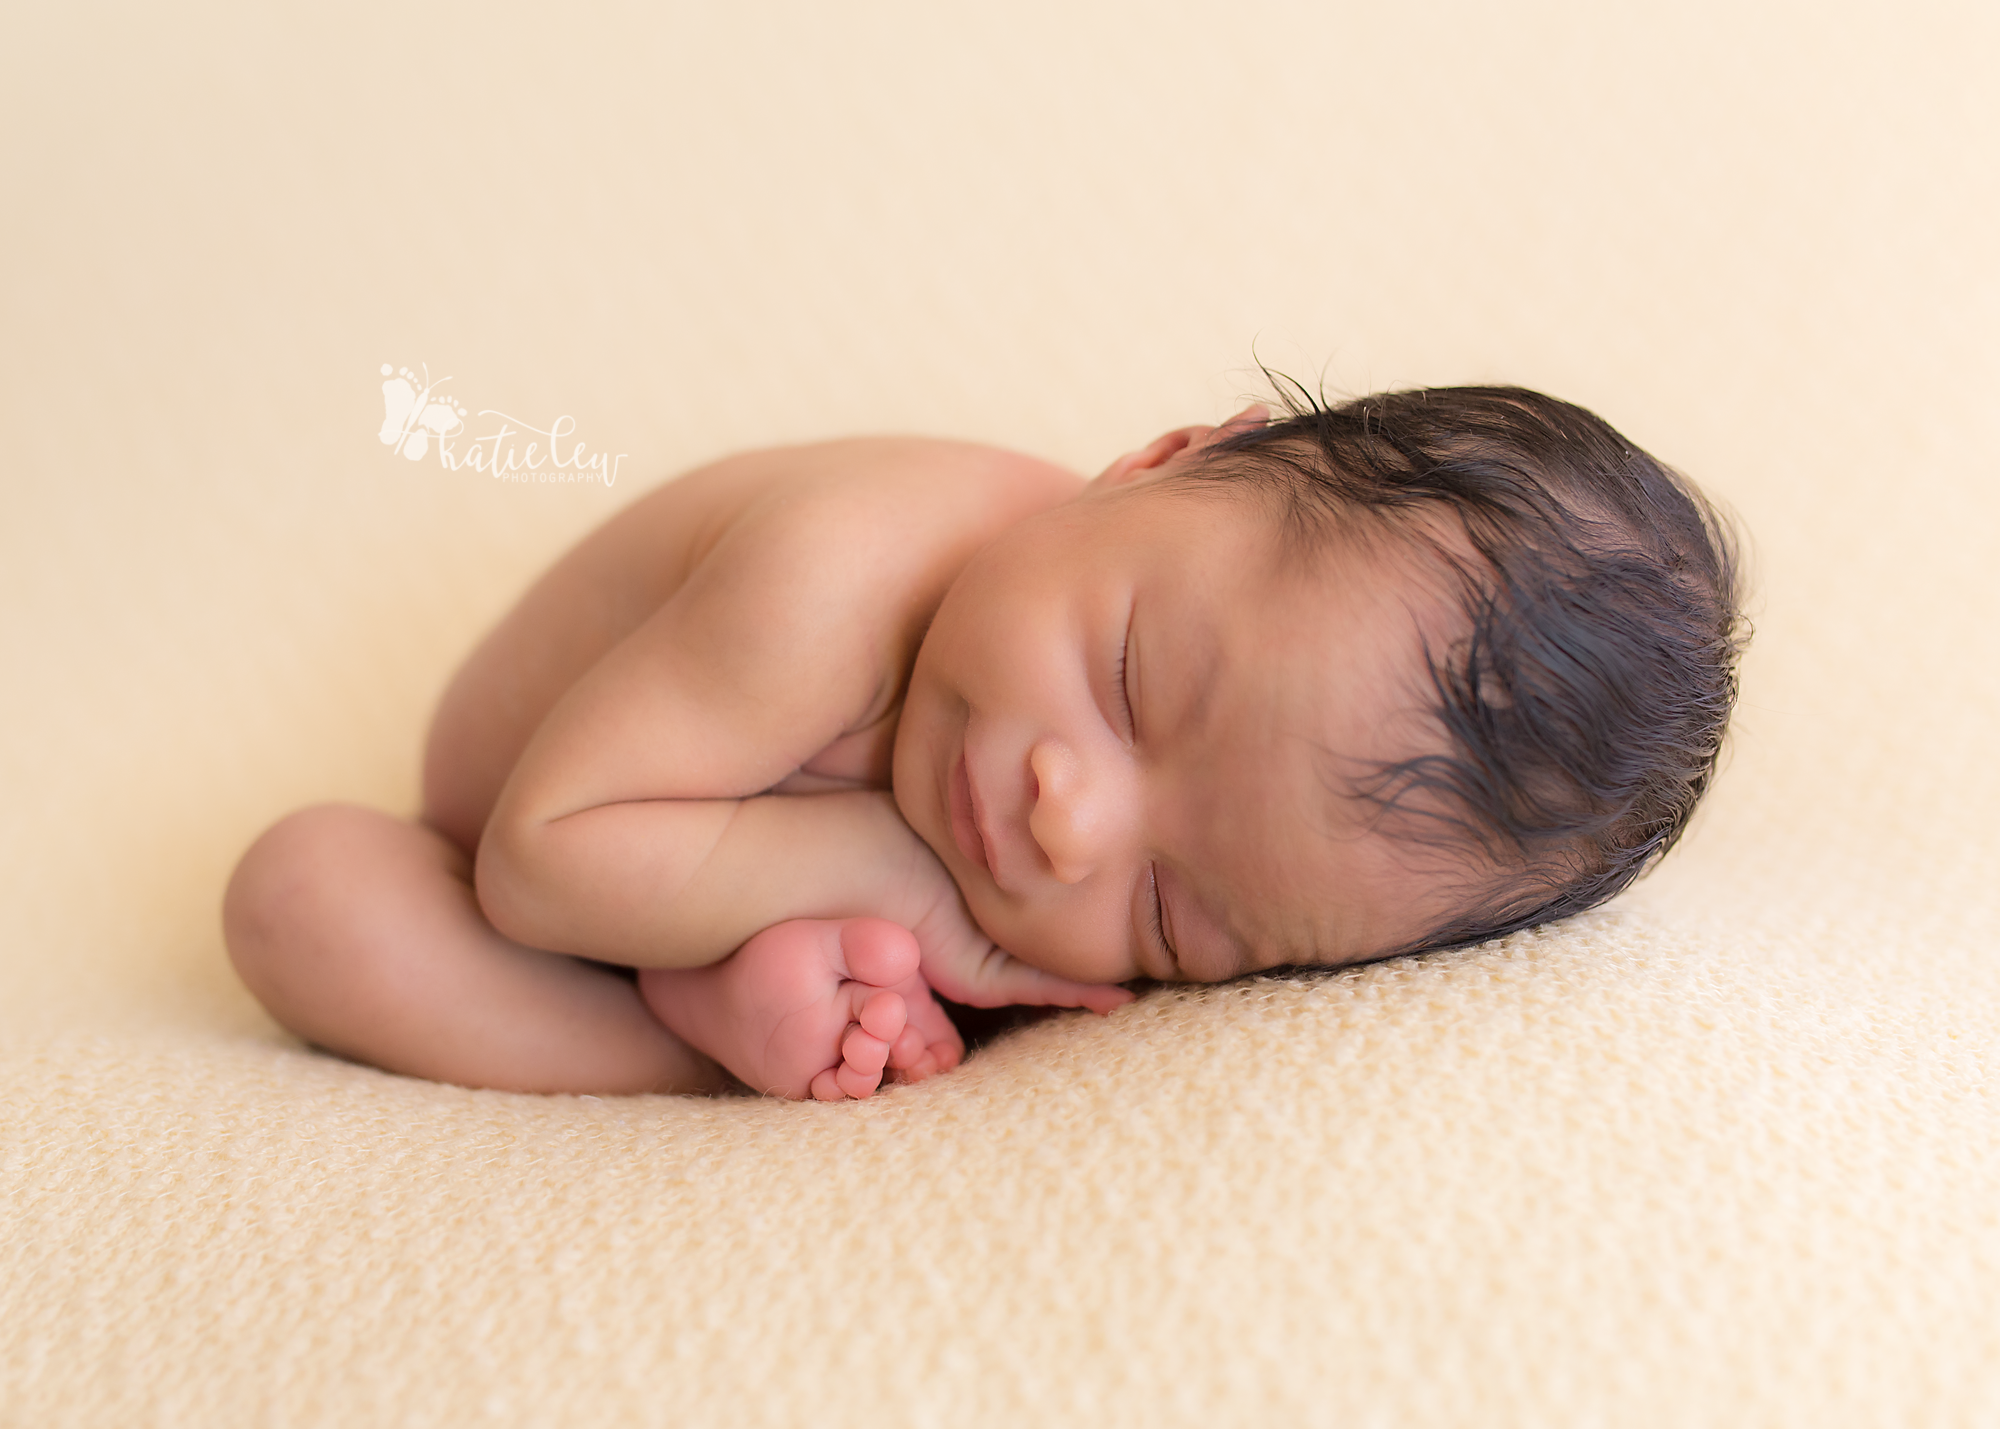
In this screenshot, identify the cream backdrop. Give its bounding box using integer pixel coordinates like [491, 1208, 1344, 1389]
[3, 2, 1996, 1426]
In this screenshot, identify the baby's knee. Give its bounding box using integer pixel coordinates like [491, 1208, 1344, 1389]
[224, 804, 409, 1022]
[227, 804, 333, 944]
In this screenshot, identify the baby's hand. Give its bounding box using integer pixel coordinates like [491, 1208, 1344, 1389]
[904, 876, 1135, 1016]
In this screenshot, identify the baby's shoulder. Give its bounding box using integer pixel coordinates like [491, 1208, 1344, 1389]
[718, 435, 1078, 542]
[675, 437, 1081, 737]
[588, 437, 1076, 588]
[679, 436, 1081, 597]
[622, 435, 1077, 689]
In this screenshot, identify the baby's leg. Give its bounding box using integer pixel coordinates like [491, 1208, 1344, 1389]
[225, 804, 726, 1095]
[639, 918, 964, 1101]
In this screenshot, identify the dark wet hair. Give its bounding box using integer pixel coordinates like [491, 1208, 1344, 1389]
[1186, 380, 1749, 958]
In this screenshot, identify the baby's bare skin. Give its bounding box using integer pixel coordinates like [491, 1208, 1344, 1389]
[229, 410, 1461, 1098]
[228, 437, 1133, 1098]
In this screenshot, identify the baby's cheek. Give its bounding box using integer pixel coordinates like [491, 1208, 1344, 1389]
[1001, 906, 1132, 984]
[959, 882, 1016, 948]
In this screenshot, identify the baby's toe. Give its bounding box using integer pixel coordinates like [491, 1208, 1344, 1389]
[889, 1050, 940, 1085]
[809, 1068, 848, 1102]
[856, 990, 907, 1045]
[837, 917, 921, 990]
[886, 1024, 929, 1070]
[834, 1057, 884, 1100]
[841, 1022, 891, 1081]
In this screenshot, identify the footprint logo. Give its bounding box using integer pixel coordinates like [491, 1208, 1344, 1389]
[378, 363, 468, 460]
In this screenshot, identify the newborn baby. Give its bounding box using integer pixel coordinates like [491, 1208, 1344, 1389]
[225, 384, 1745, 1100]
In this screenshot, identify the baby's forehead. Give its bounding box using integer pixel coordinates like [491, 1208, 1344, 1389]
[1216, 539, 1455, 735]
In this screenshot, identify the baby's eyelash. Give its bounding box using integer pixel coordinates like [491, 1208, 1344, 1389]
[1113, 623, 1135, 734]
[1148, 864, 1177, 972]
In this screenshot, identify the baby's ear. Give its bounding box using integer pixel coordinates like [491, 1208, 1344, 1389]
[1091, 405, 1272, 490]
[1093, 426, 1201, 489]
[1216, 402, 1271, 436]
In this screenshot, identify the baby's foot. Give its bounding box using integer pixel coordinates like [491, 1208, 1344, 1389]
[638, 918, 961, 1101]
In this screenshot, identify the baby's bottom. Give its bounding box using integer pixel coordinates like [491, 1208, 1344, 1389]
[225, 805, 959, 1099]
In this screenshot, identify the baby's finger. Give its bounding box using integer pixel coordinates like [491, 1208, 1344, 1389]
[1050, 980, 1136, 1015]
[927, 945, 1135, 1013]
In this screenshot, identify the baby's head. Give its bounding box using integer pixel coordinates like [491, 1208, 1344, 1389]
[892, 384, 1746, 984]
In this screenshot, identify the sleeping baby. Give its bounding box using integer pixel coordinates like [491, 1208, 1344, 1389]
[225, 383, 1745, 1100]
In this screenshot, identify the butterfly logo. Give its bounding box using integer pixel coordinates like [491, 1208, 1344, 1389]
[378, 363, 468, 460]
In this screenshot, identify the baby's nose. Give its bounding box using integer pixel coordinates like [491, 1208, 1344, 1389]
[1026, 740, 1133, 885]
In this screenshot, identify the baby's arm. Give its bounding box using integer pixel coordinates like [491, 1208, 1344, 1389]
[473, 495, 1123, 1005]
[474, 505, 929, 963]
